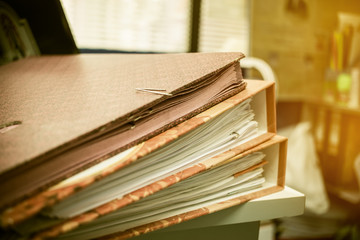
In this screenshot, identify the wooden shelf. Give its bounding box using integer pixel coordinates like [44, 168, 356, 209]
[277, 98, 360, 201]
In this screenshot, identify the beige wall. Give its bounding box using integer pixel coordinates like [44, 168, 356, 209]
[250, 0, 360, 99]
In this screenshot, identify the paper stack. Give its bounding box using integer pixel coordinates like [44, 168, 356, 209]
[0, 52, 286, 239]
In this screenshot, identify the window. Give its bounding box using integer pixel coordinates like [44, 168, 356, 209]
[61, 0, 250, 54]
[199, 0, 250, 55]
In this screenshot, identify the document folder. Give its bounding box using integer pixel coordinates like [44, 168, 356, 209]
[1, 80, 280, 240]
[0, 52, 246, 210]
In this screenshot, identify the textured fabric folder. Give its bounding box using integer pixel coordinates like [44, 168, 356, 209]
[0, 52, 245, 210]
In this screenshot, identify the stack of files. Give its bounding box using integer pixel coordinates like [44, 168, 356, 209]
[0, 52, 246, 210]
[0, 53, 285, 240]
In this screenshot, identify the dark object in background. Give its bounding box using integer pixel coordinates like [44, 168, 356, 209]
[2, 0, 78, 54]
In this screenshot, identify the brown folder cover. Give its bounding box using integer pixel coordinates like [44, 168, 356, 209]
[0, 52, 245, 210]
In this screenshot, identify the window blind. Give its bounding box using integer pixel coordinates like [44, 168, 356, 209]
[61, 0, 191, 52]
[198, 0, 250, 55]
[60, 0, 250, 54]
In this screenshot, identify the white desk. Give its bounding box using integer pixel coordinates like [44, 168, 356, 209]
[133, 187, 305, 240]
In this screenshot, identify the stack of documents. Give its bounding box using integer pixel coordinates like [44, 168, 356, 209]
[0, 53, 286, 239]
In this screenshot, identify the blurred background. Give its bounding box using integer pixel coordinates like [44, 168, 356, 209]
[1, 0, 360, 239]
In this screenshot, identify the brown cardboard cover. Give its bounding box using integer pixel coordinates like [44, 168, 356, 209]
[0, 52, 245, 209]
